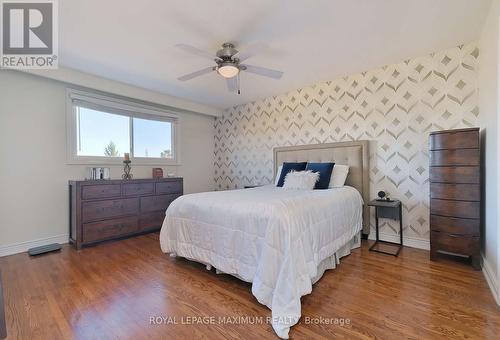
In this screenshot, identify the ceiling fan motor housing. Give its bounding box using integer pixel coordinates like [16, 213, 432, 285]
[216, 43, 238, 60]
[215, 43, 241, 77]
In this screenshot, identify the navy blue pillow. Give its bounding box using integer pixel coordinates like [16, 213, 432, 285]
[277, 162, 307, 187]
[305, 162, 335, 189]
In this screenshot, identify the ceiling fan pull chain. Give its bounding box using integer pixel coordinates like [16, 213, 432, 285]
[238, 73, 241, 95]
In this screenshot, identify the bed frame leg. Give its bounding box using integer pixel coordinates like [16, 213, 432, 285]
[206, 264, 212, 271]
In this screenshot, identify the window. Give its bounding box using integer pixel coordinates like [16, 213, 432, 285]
[67, 89, 178, 164]
[132, 117, 173, 159]
[77, 107, 130, 157]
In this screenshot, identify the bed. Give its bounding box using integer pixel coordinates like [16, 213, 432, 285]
[160, 141, 370, 339]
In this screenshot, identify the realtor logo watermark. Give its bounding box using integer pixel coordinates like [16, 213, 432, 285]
[1, 0, 58, 69]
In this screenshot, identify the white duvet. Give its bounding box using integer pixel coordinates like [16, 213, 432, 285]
[160, 185, 363, 338]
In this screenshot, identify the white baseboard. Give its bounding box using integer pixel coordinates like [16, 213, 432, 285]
[0, 234, 69, 257]
[368, 231, 430, 250]
[482, 254, 499, 306]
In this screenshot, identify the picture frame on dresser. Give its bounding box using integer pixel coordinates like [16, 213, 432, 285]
[69, 178, 183, 249]
[429, 128, 481, 270]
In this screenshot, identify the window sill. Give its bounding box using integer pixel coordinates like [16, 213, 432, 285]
[67, 157, 180, 166]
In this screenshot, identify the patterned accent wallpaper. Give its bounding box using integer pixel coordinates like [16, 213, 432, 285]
[214, 42, 479, 243]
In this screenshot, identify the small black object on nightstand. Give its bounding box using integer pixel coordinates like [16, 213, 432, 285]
[368, 199, 403, 256]
[244, 185, 261, 189]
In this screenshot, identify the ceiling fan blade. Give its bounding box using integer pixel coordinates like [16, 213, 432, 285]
[226, 77, 237, 92]
[235, 42, 268, 62]
[175, 43, 219, 60]
[177, 67, 214, 81]
[242, 64, 283, 79]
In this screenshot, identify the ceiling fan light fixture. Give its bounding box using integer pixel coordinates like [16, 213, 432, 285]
[217, 64, 239, 78]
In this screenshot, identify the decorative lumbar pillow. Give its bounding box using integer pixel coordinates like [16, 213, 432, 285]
[329, 164, 350, 188]
[305, 162, 335, 189]
[274, 165, 283, 186]
[283, 170, 320, 190]
[276, 162, 307, 187]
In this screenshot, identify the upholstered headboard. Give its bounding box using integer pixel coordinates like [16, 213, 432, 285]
[273, 141, 370, 234]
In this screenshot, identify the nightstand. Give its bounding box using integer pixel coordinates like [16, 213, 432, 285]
[368, 199, 403, 256]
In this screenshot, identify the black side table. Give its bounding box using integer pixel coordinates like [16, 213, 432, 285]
[368, 199, 403, 256]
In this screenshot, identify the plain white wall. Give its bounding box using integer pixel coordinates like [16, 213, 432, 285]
[0, 70, 215, 248]
[478, 0, 500, 300]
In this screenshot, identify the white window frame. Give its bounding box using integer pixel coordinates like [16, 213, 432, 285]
[66, 89, 180, 165]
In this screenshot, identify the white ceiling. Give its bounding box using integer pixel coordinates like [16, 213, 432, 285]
[59, 0, 491, 110]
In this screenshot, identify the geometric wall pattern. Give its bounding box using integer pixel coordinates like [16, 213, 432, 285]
[214, 42, 479, 242]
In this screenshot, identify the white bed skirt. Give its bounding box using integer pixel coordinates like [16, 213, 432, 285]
[199, 231, 362, 285]
[311, 230, 361, 284]
[170, 230, 361, 291]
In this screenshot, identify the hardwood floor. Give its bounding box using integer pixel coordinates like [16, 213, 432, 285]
[0, 271, 6, 339]
[0, 233, 498, 339]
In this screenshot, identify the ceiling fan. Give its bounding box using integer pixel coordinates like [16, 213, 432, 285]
[175, 42, 283, 94]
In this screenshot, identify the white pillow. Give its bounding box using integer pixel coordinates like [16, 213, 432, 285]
[329, 165, 350, 188]
[283, 170, 319, 190]
[274, 165, 283, 186]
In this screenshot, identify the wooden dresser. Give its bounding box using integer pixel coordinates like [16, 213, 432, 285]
[69, 178, 183, 249]
[429, 128, 481, 269]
